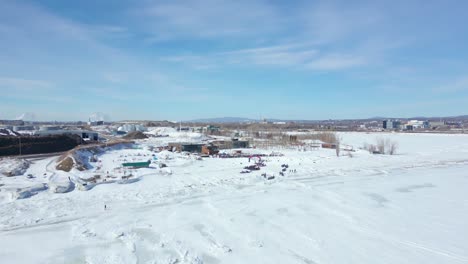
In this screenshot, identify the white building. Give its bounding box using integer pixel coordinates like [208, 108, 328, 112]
[405, 120, 430, 130]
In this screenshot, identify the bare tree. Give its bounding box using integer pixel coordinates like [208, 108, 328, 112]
[365, 143, 377, 154]
[365, 138, 398, 155]
[376, 138, 386, 154]
[387, 140, 398, 155]
[335, 136, 341, 157]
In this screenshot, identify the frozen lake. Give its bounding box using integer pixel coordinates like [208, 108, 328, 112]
[0, 132, 467, 263]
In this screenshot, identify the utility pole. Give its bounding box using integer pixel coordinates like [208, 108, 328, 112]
[19, 136, 22, 156]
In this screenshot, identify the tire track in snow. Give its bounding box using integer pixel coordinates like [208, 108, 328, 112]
[353, 225, 468, 262]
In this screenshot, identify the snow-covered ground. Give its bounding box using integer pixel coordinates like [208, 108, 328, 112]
[0, 132, 468, 263]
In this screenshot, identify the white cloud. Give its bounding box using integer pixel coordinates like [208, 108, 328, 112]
[296, 2, 383, 44]
[103, 73, 126, 84]
[223, 44, 319, 67]
[159, 43, 320, 69]
[137, 0, 282, 40]
[160, 43, 370, 71]
[306, 54, 367, 70]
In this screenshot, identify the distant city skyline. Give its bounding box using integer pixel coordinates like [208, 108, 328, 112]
[1, 0, 467, 121]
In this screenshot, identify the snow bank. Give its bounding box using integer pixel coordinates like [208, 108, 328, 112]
[147, 129, 211, 142]
[0, 158, 30, 176]
[157, 150, 178, 160]
[13, 183, 47, 199]
[0, 128, 20, 136]
[146, 127, 177, 135]
[49, 180, 74, 193]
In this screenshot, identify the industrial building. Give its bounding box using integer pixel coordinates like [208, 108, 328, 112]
[404, 120, 430, 130]
[88, 120, 104, 126]
[33, 130, 99, 141]
[211, 139, 250, 150]
[168, 142, 205, 153]
[168, 138, 250, 154]
[0, 120, 24, 126]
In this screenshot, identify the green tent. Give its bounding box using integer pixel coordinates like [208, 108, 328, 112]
[122, 161, 150, 168]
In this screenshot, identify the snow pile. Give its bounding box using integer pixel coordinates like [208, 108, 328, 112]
[146, 127, 210, 142]
[56, 148, 97, 172]
[49, 173, 75, 193]
[146, 127, 177, 135]
[0, 128, 20, 136]
[13, 183, 47, 199]
[118, 124, 147, 133]
[0, 158, 30, 176]
[158, 167, 173, 175]
[49, 181, 74, 193]
[157, 150, 178, 160]
[123, 131, 148, 140]
[168, 132, 211, 142]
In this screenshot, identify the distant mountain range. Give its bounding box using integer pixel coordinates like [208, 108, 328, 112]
[186, 115, 468, 123]
[186, 117, 259, 123]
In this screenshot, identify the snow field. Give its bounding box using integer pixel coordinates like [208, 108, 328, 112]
[0, 132, 467, 263]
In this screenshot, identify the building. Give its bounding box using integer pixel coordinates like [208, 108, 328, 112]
[0, 120, 24, 126]
[33, 130, 99, 141]
[205, 125, 220, 134]
[430, 121, 446, 129]
[405, 120, 430, 130]
[12, 125, 36, 131]
[201, 144, 219, 155]
[88, 120, 104, 126]
[232, 139, 249, 148]
[168, 142, 204, 153]
[212, 139, 250, 149]
[39, 126, 61, 131]
[445, 121, 462, 128]
[383, 120, 402, 130]
[112, 130, 127, 136]
[321, 143, 337, 149]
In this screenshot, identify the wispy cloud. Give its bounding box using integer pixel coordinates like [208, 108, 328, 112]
[0, 0, 467, 120]
[0, 77, 53, 91]
[161, 43, 319, 68]
[160, 43, 370, 71]
[137, 0, 281, 40]
[433, 76, 468, 94]
[223, 44, 319, 67]
[306, 54, 367, 70]
[299, 2, 383, 44]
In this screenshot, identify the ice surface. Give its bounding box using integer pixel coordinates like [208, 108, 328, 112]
[0, 132, 467, 263]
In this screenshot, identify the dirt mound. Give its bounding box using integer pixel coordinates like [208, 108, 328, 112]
[56, 155, 87, 172]
[56, 156, 75, 172]
[123, 131, 148, 139]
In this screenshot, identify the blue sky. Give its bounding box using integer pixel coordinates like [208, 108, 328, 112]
[0, 0, 467, 121]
